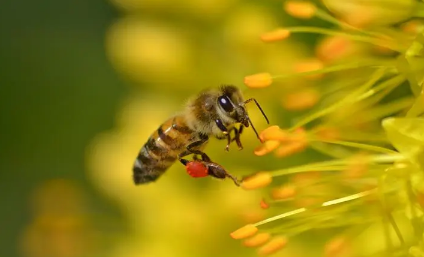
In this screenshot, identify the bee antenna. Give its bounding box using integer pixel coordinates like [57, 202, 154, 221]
[244, 98, 269, 124]
[247, 117, 263, 143]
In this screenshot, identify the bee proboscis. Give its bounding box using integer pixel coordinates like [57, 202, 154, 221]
[133, 85, 268, 185]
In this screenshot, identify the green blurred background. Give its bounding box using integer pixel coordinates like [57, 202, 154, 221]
[0, 0, 125, 256]
[0, 0, 316, 256]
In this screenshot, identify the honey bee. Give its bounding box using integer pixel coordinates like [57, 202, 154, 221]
[133, 85, 268, 185]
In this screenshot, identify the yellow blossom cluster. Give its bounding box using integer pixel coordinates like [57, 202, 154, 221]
[231, 0, 424, 256]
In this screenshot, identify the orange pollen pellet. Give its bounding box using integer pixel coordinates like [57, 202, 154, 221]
[243, 233, 271, 247]
[284, 1, 316, 19]
[254, 140, 280, 156]
[258, 236, 288, 256]
[241, 172, 273, 190]
[244, 72, 273, 88]
[260, 29, 291, 42]
[230, 224, 258, 239]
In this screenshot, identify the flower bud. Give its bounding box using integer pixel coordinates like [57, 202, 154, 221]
[293, 58, 324, 79]
[243, 233, 271, 247]
[271, 184, 296, 200]
[258, 236, 288, 256]
[230, 224, 258, 239]
[260, 29, 291, 42]
[259, 126, 288, 142]
[284, 1, 317, 19]
[254, 140, 280, 156]
[242, 172, 273, 190]
[282, 88, 320, 110]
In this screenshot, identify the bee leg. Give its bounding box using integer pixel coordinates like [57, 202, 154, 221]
[180, 159, 190, 165]
[225, 127, 236, 151]
[215, 119, 229, 134]
[230, 126, 243, 150]
[225, 126, 243, 151]
[178, 136, 211, 164]
[205, 162, 240, 187]
[225, 133, 231, 152]
[226, 173, 241, 187]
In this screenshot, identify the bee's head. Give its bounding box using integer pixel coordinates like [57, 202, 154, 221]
[217, 85, 269, 142]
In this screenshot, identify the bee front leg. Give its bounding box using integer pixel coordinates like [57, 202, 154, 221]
[224, 126, 244, 151]
[225, 133, 231, 152]
[215, 119, 228, 134]
[231, 126, 243, 150]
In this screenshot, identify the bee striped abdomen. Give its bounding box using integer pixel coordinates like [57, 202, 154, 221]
[133, 116, 194, 184]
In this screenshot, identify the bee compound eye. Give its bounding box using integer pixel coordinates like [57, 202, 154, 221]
[218, 96, 234, 112]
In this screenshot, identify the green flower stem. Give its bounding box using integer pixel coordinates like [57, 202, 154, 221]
[254, 207, 307, 227]
[273, 59, 395, 81]
[272, 165, 347, 177]
[406, 93, 424, 117]
[311, 139, 398, 154]
[321, 189, 376, 207]
[254, 190, 377, 227]
[355, 75, 406, 102]
[336, 131, 388, 143]
[358, 77, 406, 113]
[310, 142, 352, 158]
[382, 212, 394, 251]
[314, 9, 388, 39]
[378, 177, 405, 245]
[290, 68, 386, 131]
[267, 213, 332, 233]
[360, 97, 414, 124]
[412, 2, 424, 18]
[271, 154, 404, 177]
[285, 27, 401, 51]
[405, 179, 423, 237]
[290, 72, 404, 131]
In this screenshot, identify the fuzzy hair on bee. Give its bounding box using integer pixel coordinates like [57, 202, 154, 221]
[132, 85, 269, 185]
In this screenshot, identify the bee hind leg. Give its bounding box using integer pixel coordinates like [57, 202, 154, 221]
[205, 162, 240, 187]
